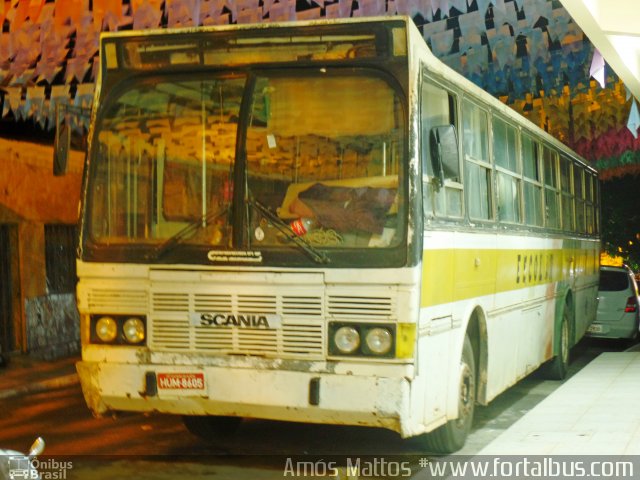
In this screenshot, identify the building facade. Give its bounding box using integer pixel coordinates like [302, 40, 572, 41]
[0, 137, 83, 359]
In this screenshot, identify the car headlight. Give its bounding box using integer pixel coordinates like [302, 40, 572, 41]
[365, 327, 393, 354]
[334, 326, 360, 354]
[123, 317, 145, 344]
[95, 316, 118, 342]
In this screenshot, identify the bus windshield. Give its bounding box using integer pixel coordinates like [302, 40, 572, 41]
[87, 69, 406, 264]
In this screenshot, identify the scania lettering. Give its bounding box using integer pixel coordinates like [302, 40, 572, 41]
[194, 313, 281, 328]
[70, 17, 600, 452]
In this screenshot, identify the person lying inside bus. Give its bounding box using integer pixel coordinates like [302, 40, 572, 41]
[267, 176, 399, 248]
[290, 183, 396, 236]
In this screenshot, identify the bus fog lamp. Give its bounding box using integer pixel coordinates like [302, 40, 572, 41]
[123, 317, 145, 344]
[365, 327, 392, 354]
[334, 326, 360, 354]
[96, 316, 118, 342]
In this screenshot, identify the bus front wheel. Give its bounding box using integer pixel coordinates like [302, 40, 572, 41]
[182, 415, 242, 441]
[422, 335, 476, 454]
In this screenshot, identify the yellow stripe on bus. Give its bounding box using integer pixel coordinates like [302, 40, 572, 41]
[421, 247, 599, 308]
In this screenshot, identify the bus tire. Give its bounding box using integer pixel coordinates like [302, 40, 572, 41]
[422, 335, 476, 454]
[543, 300, 572, 380]
[182, 415, 242, 441]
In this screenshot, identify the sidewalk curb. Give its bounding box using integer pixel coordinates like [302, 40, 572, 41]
[0, 373, 79, 400]
[625, 343, 640, 352]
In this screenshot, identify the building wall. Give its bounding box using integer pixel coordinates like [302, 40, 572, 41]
[0, 137, 84, 355]
[25, 293, 80, 360]
[0, 138, 83, 223]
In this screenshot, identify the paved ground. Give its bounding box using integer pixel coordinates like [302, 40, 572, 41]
[0, 354, 78, 399]
[478, 349, 640, 455]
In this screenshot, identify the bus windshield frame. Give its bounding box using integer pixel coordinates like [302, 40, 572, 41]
[81, 65, 409, 268]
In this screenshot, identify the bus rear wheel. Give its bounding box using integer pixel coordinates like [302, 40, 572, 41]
[422, 335, 476, 454]
[182, 415, 242, 441]
[542, 301, 572, 380]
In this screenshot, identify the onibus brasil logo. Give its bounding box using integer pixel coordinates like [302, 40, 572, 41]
[6, 455, 72, 480]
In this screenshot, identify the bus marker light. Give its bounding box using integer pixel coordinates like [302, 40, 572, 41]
[395, 323, 416, 359]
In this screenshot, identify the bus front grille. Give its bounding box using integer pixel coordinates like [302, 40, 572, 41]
[327, 294, 394, 319]
[149, 292, 324, 358]
[86, 289, 148, 312]
[81, 284, 399, 359]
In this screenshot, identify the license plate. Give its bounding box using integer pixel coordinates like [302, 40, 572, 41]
[587, 324, 604, 334]
[157, 372, 206, 393]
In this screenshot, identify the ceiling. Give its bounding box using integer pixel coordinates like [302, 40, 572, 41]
[2, 0, 639, 178]
[560, 0, 640, 101]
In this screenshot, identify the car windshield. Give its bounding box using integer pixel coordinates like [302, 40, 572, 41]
[599, 270, 630, 292]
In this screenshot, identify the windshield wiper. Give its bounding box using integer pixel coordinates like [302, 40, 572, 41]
[248, 197, 329, 265]
[147, 206, 229, 261]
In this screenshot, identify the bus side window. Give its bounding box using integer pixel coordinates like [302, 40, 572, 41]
[493, 116, 521, 224]
[559, 156, 575, 232]
[542, 146, 560, 229]
[574, 165, 586, 233]
[462, 99, 492, 221]
[593, 174, 601, 234]
[522, 134, 544, 226]
[585, 172, 596, 234]
[420, 78, 462, 220]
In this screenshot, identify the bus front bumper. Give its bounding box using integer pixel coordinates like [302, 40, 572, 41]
[76, 360, 413, 435]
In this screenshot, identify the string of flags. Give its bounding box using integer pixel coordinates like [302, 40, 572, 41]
[0, 0, 639, 177]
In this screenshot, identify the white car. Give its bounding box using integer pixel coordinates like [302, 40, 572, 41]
[588, 265, 640, 341]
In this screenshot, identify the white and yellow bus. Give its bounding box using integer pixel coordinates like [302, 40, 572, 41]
[71, 16, 600, 453]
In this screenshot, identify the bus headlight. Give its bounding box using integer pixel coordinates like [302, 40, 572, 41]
[95, 316, 118, 343]
[90, 314, 147, 346]
[123, 317, 145, 344]
[329, 323, 397, 358]
[364, 327, 392, 355]
[333, 326, 360, 354]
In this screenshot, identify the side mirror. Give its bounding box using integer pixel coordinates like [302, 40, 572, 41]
[429, 125, 459, 187]
[53, 104, 90, 176]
